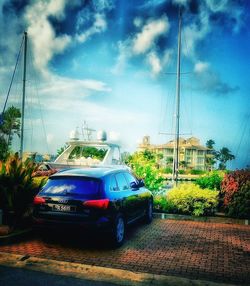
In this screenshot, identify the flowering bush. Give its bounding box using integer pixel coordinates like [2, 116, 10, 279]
[167, 183, 219, 216]
[221, 169, 250, 218]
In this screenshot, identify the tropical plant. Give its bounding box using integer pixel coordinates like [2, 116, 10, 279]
[0, 153, 45, 227]
[216, 147, 235, 170]
[206, 139, 215, 149]
[0, 106, 21, 160]
[167, 183, 219, 216]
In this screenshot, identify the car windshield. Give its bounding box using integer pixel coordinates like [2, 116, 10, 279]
[40, 176, 101, 196]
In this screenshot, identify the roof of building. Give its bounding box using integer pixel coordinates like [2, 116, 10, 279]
[138, 137, 209, 151]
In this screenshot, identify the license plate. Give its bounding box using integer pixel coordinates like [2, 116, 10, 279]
[52, 204, 75, 212]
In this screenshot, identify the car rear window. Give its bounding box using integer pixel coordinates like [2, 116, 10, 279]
[40, 176, 101, 196]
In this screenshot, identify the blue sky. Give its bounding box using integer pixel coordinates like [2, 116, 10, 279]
[0, 0, 249, 169]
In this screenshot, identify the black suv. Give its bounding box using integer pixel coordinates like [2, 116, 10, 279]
[33, 167, 153, 246]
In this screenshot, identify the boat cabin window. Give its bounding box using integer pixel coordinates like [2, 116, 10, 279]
[68, 146, 108, 160]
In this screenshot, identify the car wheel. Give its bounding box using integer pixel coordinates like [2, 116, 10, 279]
[144, 200, 153, 224]
[111, 214, 125, 247]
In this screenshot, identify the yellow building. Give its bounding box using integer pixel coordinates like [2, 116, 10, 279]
[138, 136, 209, 170]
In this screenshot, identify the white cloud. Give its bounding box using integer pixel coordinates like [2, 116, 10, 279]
[25, 0, 71, 75]
[194, 61, 210, 73]
[193, 64, 239, 95]
[182, 10, 210, 59]
[113, 15, 170, 76]
[147, 52, 162, 75]
[133, 17, 143, 28]
[38, 75, 111, 110]
[76, 13, 107, 43]
[132, 15, 169, 55]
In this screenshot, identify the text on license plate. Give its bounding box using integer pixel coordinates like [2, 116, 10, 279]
[52, 204, 75, 212]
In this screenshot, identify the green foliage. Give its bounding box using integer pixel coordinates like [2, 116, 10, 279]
[221, 169, 250, 218]
[69, 146, 107, 160]
[164, 167, 172, 174]
[0, 153, 44, 227]
[167, 183, 219, 216]
[216, 147, 235, 170]
[190, 169, 206, 175]
[196, 171, 224, 190]
[0, 106, 21, 160]
[206, 139, 215, 149]
[127, 151, 164, 193]
[57, 144, 68, 156]
[153, 195, 175, 213]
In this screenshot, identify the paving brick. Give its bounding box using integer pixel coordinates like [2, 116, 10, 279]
[0, 219, 249, 285]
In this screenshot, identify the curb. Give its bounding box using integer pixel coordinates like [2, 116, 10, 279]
[0, 228, 32, 245]
[0, 252, 238, 286]
[153, 213, 249, 225]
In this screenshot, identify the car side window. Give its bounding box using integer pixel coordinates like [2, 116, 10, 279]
[124, 172, 138, 187]
[109, 175, 118, 192]
[115, 173, 129, 191]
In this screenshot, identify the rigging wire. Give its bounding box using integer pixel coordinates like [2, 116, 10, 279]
[28, 48, 50, 155]
[2, 35, 24, 114]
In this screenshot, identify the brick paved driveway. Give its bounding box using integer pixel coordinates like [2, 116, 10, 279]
[0, 219, 249, 285]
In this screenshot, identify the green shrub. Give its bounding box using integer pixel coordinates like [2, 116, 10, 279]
[196, 171, 224, 190]
[221, 169, 250, 218]
[127, 151, 164, 193]
[164, 167, 172, 174]
[0, 153, 45, 227]
[190, 169, 206, 175]
[179, 170, 185, 174]
[167, 183, 219, 216]
[153, 195, 175, 213]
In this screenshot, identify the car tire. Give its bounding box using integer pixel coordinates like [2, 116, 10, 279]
[110, 214, 125, 247]
[144, 200, 153, 224]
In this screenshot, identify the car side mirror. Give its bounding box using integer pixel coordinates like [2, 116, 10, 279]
[130, 181, 138, 189]
[138, 179, 145, 187]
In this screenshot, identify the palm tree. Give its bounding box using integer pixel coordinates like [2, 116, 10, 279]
[216, 147, 235, 170]
[206, 139, 215, 149]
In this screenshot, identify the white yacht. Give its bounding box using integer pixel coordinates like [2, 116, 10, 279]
[46, 128, 123, 170]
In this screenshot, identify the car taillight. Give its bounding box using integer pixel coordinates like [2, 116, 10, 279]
[83, 199, 109, 209]
[33, 196, 46, 205]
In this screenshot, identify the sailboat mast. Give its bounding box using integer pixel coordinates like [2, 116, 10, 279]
[20, 31, 27, 159]
[173, 8, 182, 184]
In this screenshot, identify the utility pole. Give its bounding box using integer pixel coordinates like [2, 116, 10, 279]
[20, 31, 27, 159]
[172, 8, 182, 185]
